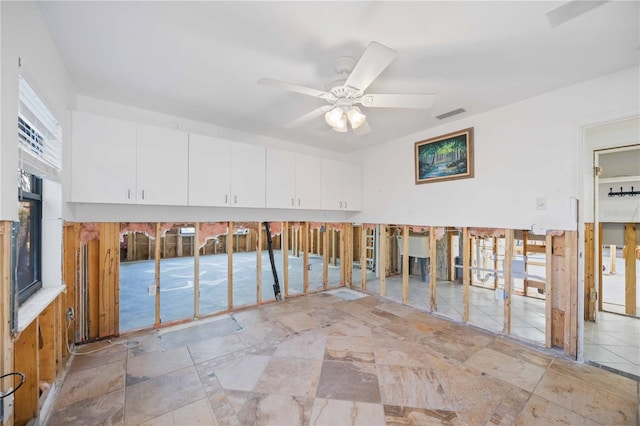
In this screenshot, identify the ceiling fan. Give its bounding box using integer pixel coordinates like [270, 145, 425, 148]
[258, 41, 436, 135]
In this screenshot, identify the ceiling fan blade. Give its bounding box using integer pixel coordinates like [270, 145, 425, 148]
[353, 121, 371, 136]
[359, 93, 436, 109]
[345, 41, 397, 92]
[284, 105, 332, 128]
[258, 77, 331, 99]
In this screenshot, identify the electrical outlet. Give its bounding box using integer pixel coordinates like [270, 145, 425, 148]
[66, 307, 75, 321]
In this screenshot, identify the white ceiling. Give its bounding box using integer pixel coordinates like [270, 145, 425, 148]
[38, 1, 640, 152]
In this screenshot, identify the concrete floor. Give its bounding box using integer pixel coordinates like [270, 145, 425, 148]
[47, 290, 639, 425]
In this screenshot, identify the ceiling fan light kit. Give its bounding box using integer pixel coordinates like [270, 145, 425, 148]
[259, 41, 436, 135]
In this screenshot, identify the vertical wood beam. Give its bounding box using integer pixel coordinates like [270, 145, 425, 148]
[566, 231, 579, 357]
[624, 224, 637, 316]
[493, 238, 499, 289]
[609, 244, 617, 275]
[340, 225, 346, 286]
[257, 225, 263, 304]
[463, 227, 470, 322]
[228, 222, 234, 310]
[331, 229, 336, 266]
[503, 229, 514, 334]
[323, 223, 329, 289]
[429, 227, 437, 311]
[402, 225, 409, 304]
[598, 223, 603, 312]
[584, 223, 595, 321]
[283, 222, 289, 298]
[545, 233, 553, 349]
[1, 221, 14, 405]
[380, 225, 387, 297]
[155, 223, 161, 326]
[88, 239, 100, 339]
[303, 222, 309, 293]
[448, 229, 456, 281]
[194, 223, 200, 318]
[360, 226, 367, 291]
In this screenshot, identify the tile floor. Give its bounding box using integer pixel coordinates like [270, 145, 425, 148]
[46, 289, 639, 425]
[366, 275, 640, 379]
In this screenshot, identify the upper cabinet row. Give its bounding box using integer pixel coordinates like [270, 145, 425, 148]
[70, 112, 362, 210]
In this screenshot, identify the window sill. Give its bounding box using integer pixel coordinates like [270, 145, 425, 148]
[17, 285, 66, 333]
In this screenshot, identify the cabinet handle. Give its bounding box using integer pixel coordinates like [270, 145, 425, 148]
[127, 189, 131, 199]
[339, 201, 343, 208]
[298, 198, 301, 206]
[142, 190, 145, 200]
[225, 194, 228, 204]
[291, 198, 294, 206]
[234, 195, 237, 204]
[345, 201, 348, 209]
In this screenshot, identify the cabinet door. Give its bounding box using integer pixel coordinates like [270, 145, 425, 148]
[296, 153, 321, 209]
[189, 134, 231, 206]
[343, 163, 363, 211]
[266, 148, 296, 208]
[136, 124, 189, 205]
[70, 111, 137, 203]
[230, 143, 265, 208]
[320, 158, 344, 210]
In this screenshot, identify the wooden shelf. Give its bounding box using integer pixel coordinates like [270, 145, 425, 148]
[599, 175, 640, 184]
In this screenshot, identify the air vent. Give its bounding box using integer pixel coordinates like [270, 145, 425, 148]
[435, 108, 466, 120]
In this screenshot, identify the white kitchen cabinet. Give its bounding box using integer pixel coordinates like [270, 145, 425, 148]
[265, 149, 321, 209]
[70, 111, 137, 204]
[230, 142, 265, 208]
[188, 134, 231, 207]
[188, 135, 265, 208]
[136, 124, 189, 205]
[320, 159, 362, 211]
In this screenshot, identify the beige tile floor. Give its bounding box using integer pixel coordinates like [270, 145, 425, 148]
[47, 289, 639, 425]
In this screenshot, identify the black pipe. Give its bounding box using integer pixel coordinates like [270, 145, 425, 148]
[263, 222, 282, 301]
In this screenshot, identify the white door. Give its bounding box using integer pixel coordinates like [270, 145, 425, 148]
[189, 134, 231, 206]
[70, 111, 137, 203]
[320, 158, 344, 210]
[136, 124, 189, 205]
[343, 163, 363, 211]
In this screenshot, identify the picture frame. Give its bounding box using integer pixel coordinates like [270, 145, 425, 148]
[414, 127, 474, 184]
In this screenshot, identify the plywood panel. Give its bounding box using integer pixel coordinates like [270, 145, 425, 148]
[14, 320, 38, 425]
[99, 223, 119, 337]
[552, 308, 565, 348]
[38, 302, 57, 383]
[0, 221, 14, 406]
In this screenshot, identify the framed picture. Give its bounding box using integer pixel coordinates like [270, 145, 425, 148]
[414, 127, 474, 184]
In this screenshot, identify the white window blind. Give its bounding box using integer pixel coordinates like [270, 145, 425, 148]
[18, 75, 61, 179]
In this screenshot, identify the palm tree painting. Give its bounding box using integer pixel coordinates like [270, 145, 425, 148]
[415, 128, 474, 184]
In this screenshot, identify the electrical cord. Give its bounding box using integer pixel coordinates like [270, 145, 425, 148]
[0, 372, 25, 398]
[65, 320, 139, 356]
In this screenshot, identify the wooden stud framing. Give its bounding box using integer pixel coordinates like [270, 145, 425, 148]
[429, 226, 437, 311]
[493, 238, 499, 289]
[340, 225, 346, 286]
[503, 229, 513, 334]
[360, 225, 367, 291]
[584, 223, 596, 321]
[228, 221, 234, 310]
[448, 229, 456, 282]
[257, 225, 263, 304]
[1, 221, 14, 408]
[87, 239, 100, 339]
[402, 225, 409, 304]
[303, 222, 309, 293]
[380, 225, 387, 297]
[463, 227, 470, 322]
[624, 223, 637, 316]
[545, 233, 553, 348]
[609, 244, 617, 275]
[566, 231, 578, 357]
[598, 223, 603, 312]
[155, 222, 161, 326]
[323, 223, 329, 289]
[283, 222, 289, 297]
[194, 223, 200, 318]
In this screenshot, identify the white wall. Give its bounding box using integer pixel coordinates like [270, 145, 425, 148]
[1, 2, 75, 286]
[354, 66, 640, 230]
